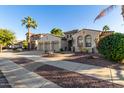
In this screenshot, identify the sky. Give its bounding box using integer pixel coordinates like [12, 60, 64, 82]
[0, 5, 123, 40]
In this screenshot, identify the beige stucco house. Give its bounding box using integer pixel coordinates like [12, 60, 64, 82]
[36, 28, 113, 53]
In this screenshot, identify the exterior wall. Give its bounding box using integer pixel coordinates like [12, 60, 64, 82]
[65, 34, 73, 40]
[64, 30, 78, 51]
[72, 29, 100, 53]
[27, 34, 43, 50]
[37, 34, 61, 52]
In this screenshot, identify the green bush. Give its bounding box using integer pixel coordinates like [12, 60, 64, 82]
[79, 47, 88, 53]
[97, 33, 124, 62]
[60, 48, 63, 51]
[22, 40, 28, 49]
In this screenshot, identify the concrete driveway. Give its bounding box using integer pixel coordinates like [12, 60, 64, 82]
[0, 51, 124, 88]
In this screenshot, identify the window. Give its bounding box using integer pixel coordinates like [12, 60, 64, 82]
[77, 36, 83, 47]
[85, 35, 92, 47]
[70, 34, 72, 38]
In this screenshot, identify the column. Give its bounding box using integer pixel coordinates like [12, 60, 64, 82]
[43, 42, 44, 52]
[49, 41, 51, 51]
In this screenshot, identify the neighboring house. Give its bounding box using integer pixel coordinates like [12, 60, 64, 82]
[30, 34, 44, 50]
[25, 33, 44, 50]
[37, 28, 114, 53]
[12, 40, 23, 49]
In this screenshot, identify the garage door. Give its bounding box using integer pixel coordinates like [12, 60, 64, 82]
[38, 43, 43, 51]
[51, 41, 59, 52]
[51, 41, 55, 51]
[44, 43, 50, 52]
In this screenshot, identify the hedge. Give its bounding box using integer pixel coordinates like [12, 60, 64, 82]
[97, 33, 124, 62]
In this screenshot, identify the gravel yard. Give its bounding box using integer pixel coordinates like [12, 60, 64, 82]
[35, 64, 123, 88]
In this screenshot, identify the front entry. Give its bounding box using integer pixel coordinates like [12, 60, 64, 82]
[68, 40, 73, 51]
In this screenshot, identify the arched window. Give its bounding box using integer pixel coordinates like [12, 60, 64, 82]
[85, 35, 92, 47]
[77, 36, 83, 47]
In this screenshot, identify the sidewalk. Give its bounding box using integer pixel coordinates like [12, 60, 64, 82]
[0, 58, 60, 88]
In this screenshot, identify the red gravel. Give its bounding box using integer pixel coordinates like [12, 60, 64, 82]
[11, 57, 34, 65]
[35, 64, 123, 88]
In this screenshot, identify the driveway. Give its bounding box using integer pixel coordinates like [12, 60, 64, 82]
[0, 51, 124, 88]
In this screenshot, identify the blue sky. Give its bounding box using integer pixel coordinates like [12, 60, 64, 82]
[0, 5, 123, 40]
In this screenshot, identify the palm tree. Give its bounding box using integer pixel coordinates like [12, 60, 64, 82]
[21, 16, 37, 50]
[103, 25, 110, 31]
[94, 5, 124, 22]
[50, 28, 64, 37]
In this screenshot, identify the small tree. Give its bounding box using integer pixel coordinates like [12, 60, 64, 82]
[0, 29, 15, 53]
[103, 25, 110, 31]
[50, 28, 64, 37]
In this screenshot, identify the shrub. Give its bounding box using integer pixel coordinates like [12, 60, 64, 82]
[22, 40, 28, 49]
[97, 33, 124, 62]
[79, 46, 88, 53]
[60, 48, 63, 51]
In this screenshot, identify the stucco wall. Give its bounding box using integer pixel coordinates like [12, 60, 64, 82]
[72, 29, 100, 53]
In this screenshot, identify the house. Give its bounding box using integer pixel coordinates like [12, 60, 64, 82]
[37, 28, 114, 53]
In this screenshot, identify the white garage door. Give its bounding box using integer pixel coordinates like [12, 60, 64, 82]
[51, 41, 59, 52]
[38, 43, 43, 51]
[44, 43, 50, 52]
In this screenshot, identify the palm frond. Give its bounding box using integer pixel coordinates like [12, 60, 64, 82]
[94, 5, 116, 23]
[121, 5, 124, 19]
[31, 20, 37, 29]
[21, 19, 27, 26]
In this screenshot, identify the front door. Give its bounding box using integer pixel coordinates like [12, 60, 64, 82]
[68, 40, 72, 51]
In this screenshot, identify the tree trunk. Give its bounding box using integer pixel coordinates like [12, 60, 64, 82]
[28, 27, 31, 50]
[0, 44, 2, 53]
